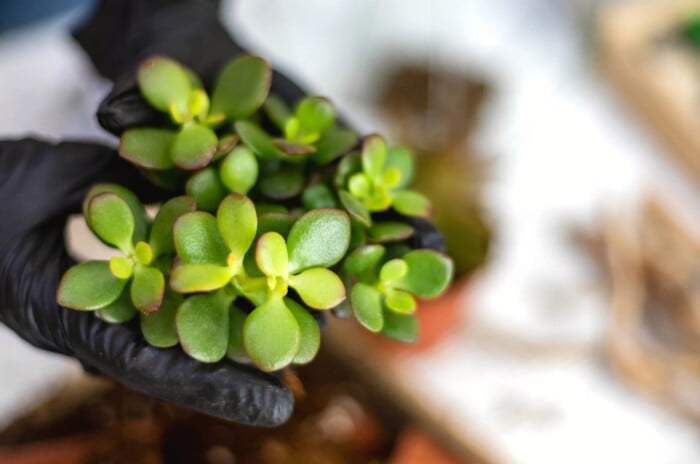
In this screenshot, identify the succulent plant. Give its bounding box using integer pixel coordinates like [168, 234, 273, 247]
[58, 54, 454, 372]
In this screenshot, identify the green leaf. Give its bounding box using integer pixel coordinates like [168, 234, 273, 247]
[259, 168, 304, 200]
[57, 261, 127, 310]
[174, 212, 229, 265]
[294, 97, 335, 142]
[119, 128, 176, 169]
[361, 135, 387, 179]
[394, 250, 453, 298]
[149, 196, 196, 257]
[87, 193, 134, 252]
[211, 56, 271, 120]
[368, 222, 414, 243]
[339, 190, 372, 227]
[133, 241, 154, 266]
[187, 88, 210, 120]
[285, 298, 320, 364]
[235, 120, 284, 158]
[289, 268, 345, 310]
[227, 305, 248, 360]
[380, 259, 408, 282]
[130, 266, 164, 313]
[170, 264, 232, 293]
[170, 123, 218, 170]
[109, 256, 133, 279]
[287, 209, 351, 273]
[137, 56, 191, 113]
[381, 310, 418, 342]
[257, 213, 294, 237]
[83, 184, 148, 243]
[384, 289, 416, 314]
[273, 140, 316, 156]
[141, 168, 189, 190]
[385, 147, 414, 188]
[263, 94, 292, 130]
[219, 146, 259, 194]
[140, 290, 181, 348]
[214, 134, 239, 159]
[243, 298, 300, 371]
[96, 291, 137, 323]
[301, 184, 337, 210]
[350, 283, 383, 332]
[343, 245, 385, 276]
[348, 173, 371, 198]
[185, 167, 226, 212]
[217, 194, 257, 260]
[391, 190, 432, 217]
[311, 128, 358, 165]
[334, 152, 361, 189]
[364, 189, 393, 212]
[255, 232, 288, 277]
[177, 293, 230, 363]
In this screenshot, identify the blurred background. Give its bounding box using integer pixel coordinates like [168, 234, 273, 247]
[2, 0, 700, 462]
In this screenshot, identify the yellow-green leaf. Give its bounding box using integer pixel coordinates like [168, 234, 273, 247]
[57, 261, 127, 310]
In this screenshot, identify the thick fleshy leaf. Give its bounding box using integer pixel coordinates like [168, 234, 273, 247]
[384, 289, 416, 314]
[338, 190, 372, 227]
[287, 209, 351, 273]
[311, 128, 358, 165]
[380, 259, 408, 282]
[385, 147, 414, 188]
[214, 134, 239, 159]
[177, 293, 230, 363]
[285, 298, 320, 364]
[350, 283, 383, 332]
[263, 94, 292, 129]
[234, 120, 284, 158]
[140, 290, 181, 348]
[87, 193, 134, 252]
[217, 194, 257, 260]
[334, 152, 361, 189]
[134, 241, 154, 266]
[109, 256, 133, 279]
[294, 97, 335, 142]
[170, 124, 218, 170]
[119, 128, 175, 170]
[255, 232, 288, 277]
[243, 298, 300, 372]
[227, 305, 248, 360]
[170, 264, 232, 293]
[83, 184, 148, 243]
[57, 261, 127, 310]
[394, 250, 453, 298]
[343, 245, 385, 277]
[273, 140, 316, 156]
[185, 167, 226, 212]
[368, 222, 414, 243]
[391, 190, 432, 217]
[259, 168, 304, 200]
[361, 135, 387, 179]
[96, 290, 136, 323]
[137, 56, 191, 112]
[301, 184, 337, 210]
[149, 196, 196, 257]
[348, 173, 371, 198]
[130, 266, 164, 313]
[381, 310, 418, 343]
[364, 188, 393, 212]
[289, 268, 345, 310]
[187, 88, 210, 120]
[219, 146, 258, 194]
[174, 212, 229, 265]
[210, 56, 271, 120]
[257, 213, 294, 238]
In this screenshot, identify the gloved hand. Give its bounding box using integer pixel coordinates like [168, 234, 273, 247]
[0, 139, 293, 426]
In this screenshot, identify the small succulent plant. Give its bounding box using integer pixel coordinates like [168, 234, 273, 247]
[57, 55, 453, 372]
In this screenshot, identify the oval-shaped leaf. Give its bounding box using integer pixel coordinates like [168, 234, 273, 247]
[119, 128, 176, 170]
[259, 168, 304, 200]
[170, 264, 232, 293]
[381, 310, 418, 343]
[235, 120, 284, 158]
[338, 190, 372, 227]
[287, 209, 351, 273]
[394, 250, 453, 298]
[96, 291, 137, 323]
[141, 290, 181, 348]
[350, 283, 383, 332]
[289, 268, 345, 310]
[391, 190, 432, 217]
[138, 56, 191, 112]
[256, 232, 288, 277]
[273, 140, 316, 157]
[170, 123, 218, 170]
[149, 196, 196, 257]
[343, 245, 385, 277]
[217, 194, 257, 260]
[386, 147, 414, 188]
[87, 193, 134, 252]
[361, 134, 387, 179]
[227, 305, 248, 361]
[219, 146, 259, 194]
[57, 261, 127, 310]
[211, 56, 271, 120]
[294, 96, 335, 142]
[177, 293, 230, 363]
[174, 212, 229, 265]
[380, 259, 408, 282]
[185, 167, 226, 212]
[243, 298, 300, 372]
[130, 266, 164, 313]
[311, 128, 358, 165]
[384, 289, 416, 314]
[285, 298, 320, 365]
[83, 184, 148, 243]
[368, 222, 414, 243]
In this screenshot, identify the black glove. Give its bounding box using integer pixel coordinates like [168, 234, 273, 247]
[0, 139, 293, 426]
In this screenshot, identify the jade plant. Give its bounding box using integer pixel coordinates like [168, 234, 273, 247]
[57, 54, 454, 372]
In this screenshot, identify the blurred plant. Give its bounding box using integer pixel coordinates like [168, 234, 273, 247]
[58, 55, 454, 372]
[680, 11, 700, 50]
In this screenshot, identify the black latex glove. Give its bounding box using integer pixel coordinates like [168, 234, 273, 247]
[0, 139, 293, 427]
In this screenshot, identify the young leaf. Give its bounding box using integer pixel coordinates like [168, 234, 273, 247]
[311, 128, 358, 165]
[211, 56, 271, 120]
[384, 289, 416, 314]
[255, 232, 288, 277]
[96, 291, 137, 323]
[227, 305, 248, 360]
[381, 310, 418, 343]
[170, 123, 218, 170]
[138, 56, 191, 113]
[243, 298, 300, 372]
[338, 190, 372, 227]
[57, 261, 127, 310]
[174, 212, 229, 265]
[119, 128, 176, 170]
[394, 250, 453, 298]
[368, 222, 414, 243]
[187, 88, 210, 120]
[334, 152, 361, 189]
[141, 290, 181, 348]
[263, 94, 291, 129]
[287, 209, 351, 273]
[234, 120, 284, 158]
[177, 293, 230, 363]
[217, 194, 257, 260]
[302, 184, 337, 210]
[87, 193, 134, 252]
[219, 146, 259, 194]
[134, 241, 154, 266]
[391, 190, 432, 217]
[186, 167, 226, 211]
[361, 135, 387, 179]
[385, 147, 414, 188]
[259, 168, 304, 200]
[343, 245, 385, 276]
[350, 283, 383, 332]
[109, 256, 133, 279]
[170, 264, 232, 293]
[83, 184, 148, 243]
[289, 268, 345, 310]
[149, 196, 196, 257]
[379, 259, 408, 282]
[294, 97, 335, 142]
[285, 298, 320, 364]
[130, 266, 165, 313]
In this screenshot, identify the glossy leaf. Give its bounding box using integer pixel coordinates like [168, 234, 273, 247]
[133, 241, 154, 266]
[259, 168, 304, 200]
[234, 120, 284, 158]
[219, 146, 258, 194]
[394, 250, 453, 298]
[174, 212, 229, 265]
[130, 266, 164, 313]
[381, 310, 418, 342]
[391, 190, 432, 217]
[384, 289, 416, 314]
[177, 293, 230, 363]
[243, 298, 300, 371]
[57, 261, 127, 310]
[302, 184, 337, 210]
[338, 190, 372, 227]
[361, 135, 387, 179]
[311, 128, 358, 165]
[350, 283, 383, 332]
[109, 256, 133, 279]
[380, 259, 408, 282]
[83, 184, 148, 243]
[343, 245, 385, 276]
[186, 167, 226, 211]
[211, 56, 271, 120]
[87, 193, 134, 252]
[368, 222, 414, 243]
[96, 291, 136, 323]
[187, 88, 210, 120]
[217, 194, 257, 260]
[256, 232, 288, 277]
[285, 298, 320, 364]
[149, 196, 196, 256]
[119, 128, 175, 170]
[170, 123, 218, 170]
[287, 209, 351, 273]
[263, 94, 292, 129]
[294, 97, 335, 142]
[227, 305, 248, 360]
[140, 290, 181, 348]
[138, 56, 191, 112]
[170, 264, 232, 293]
[385, 147, 414, 188]
[289, 268, 345, 310]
